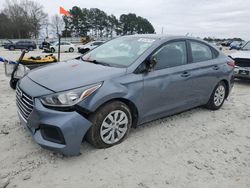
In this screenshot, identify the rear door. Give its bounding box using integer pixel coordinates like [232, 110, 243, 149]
[187, 40, 222, 104]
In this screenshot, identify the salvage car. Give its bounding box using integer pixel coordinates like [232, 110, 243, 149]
[16, 35, 234, 155]
[78, 41, 105, 54]
[230, 41, 250, 79]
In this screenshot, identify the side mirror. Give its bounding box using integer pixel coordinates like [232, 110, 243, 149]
[135, 57, 158, 74]
[145, 57, 157, 72]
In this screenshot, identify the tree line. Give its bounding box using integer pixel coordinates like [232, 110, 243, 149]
[203, 37, 244, 42]
[0, 0, 155, 39]
[0, 0, 48, 39]
[62, 6, 155, 38]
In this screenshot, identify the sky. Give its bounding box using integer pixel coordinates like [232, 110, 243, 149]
[1, 0, 250, 39]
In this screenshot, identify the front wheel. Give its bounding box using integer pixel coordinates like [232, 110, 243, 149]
[51, 48, 55, 53]
[86, 101, 132, 148]
[9, 46, 15, 51]
[205, 81, 227, 110]
[9, 78, 19, 90]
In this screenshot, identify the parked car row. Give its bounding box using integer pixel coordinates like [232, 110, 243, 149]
[1, 40, 105, 54]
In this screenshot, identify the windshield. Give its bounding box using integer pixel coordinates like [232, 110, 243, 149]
[81, 37, 156, 67]
[242, 41, 250, 50]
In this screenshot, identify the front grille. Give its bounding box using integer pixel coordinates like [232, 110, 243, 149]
[16, 85, 34, 121]
[234, 58, 250, 68]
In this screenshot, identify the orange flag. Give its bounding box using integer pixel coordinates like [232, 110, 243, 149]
[59, 7, 72, 17]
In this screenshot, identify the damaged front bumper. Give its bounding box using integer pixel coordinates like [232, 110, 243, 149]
[16, 78, 92, 156]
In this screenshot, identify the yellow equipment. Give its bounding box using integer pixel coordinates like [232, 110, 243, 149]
[20, 54, 57, 64]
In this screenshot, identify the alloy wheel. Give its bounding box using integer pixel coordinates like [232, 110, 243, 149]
[100, 110, 128, 144]
[214, 85, 225, 107]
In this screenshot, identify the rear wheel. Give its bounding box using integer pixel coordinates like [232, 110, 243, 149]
[9, 46, 15, 51]
[28, 46, 34, 51]
[69, 47, 74, 53]
[86, 101, 132, 148]
[205, 81, 227, 110]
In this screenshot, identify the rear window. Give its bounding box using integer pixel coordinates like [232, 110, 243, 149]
[190, 41, 213, 62]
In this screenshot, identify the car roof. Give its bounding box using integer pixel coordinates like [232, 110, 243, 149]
[121, 34, 205, 42]
[91, 41, 104, 43]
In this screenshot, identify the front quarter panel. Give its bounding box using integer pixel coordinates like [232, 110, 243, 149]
[77, 73, 144, 120]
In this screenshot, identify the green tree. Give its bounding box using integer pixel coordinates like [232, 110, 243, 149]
[1, 0, 47, 39]
[62, 6, 155, 38]
[119, 14, 155, 35]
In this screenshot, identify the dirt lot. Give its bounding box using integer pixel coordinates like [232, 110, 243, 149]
[0, 49, 250, 188]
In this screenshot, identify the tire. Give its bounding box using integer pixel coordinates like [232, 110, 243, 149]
[205, 81, 227, 110]
[9, 46, 15, 51]
[51, 48, 55, 53]
[86, 101, 132, 148]
[28, 46, 34, 51]
[69, 47, 74, 53]
[9, 78, 19, 90]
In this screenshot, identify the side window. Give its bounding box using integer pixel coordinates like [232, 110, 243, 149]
[190, 41, 213, 62]
[95, 42, 103, 45]
[153, 41, 187, 70]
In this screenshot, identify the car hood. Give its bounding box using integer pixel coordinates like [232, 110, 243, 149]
[230, 51, 250, 59]
[27, 59, 126, 92]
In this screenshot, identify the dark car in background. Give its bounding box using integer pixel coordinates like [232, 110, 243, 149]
[221, 40, 232, 47]
[16, 35, 234, 156]
[4, 40, 37, 51]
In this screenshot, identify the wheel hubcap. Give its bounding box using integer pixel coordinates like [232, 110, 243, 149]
[100, 110, 128, 144]
[214, 85, 225, 107]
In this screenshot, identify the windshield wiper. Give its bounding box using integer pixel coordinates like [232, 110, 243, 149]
[83, 59, 111, 67]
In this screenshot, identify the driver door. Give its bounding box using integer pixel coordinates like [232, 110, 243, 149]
[141, 40, 196, 122]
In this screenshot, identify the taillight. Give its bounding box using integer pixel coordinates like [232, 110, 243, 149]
[227, 60, 235, 68]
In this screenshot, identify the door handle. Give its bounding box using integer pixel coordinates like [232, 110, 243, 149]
[181, 71, 191, 77]
[213, 65, 219, 70]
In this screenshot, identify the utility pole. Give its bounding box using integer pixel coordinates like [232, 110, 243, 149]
[58, 33, 61, 62]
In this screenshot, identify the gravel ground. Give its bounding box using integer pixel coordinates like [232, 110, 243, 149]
[0, 48, 250, 188]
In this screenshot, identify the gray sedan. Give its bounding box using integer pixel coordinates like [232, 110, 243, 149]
[16, 35, 234, 155]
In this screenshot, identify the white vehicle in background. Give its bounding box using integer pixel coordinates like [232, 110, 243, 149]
[78, 41, 105, 54]
[45, 41, 76, 53]
[230, 41, 250, 80]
